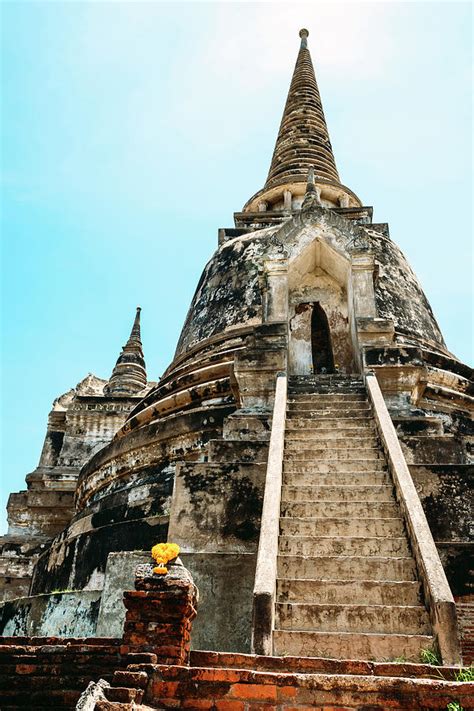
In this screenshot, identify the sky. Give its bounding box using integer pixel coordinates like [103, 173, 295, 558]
[1, 1, 472, 534]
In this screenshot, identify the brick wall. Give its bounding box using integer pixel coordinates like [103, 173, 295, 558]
[0, 637, 129, 709]
[456, 595, 474, 665]
[133, 656, 474, 710]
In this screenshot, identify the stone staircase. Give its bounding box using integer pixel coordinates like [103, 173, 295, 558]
[273, 374, 434, 661]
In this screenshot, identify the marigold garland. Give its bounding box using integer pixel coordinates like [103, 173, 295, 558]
[151, 542, 180, 575]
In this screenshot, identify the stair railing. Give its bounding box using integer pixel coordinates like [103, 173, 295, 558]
[251, 372, 287, 655]
[365, 371, 461, 665]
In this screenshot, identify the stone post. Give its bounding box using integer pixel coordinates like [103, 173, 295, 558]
[263, 258, 288, 323]
[123, 560, 198, 666]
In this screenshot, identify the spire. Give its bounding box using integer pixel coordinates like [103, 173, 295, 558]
[104, 307, 147, 396]
[265, 28, 339, 189]
[242, 29, 361, 213]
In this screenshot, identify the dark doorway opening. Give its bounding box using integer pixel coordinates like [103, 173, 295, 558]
[311, 303, 335, 374]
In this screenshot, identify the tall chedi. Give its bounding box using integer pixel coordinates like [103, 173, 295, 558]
[1, 30, 471, 665]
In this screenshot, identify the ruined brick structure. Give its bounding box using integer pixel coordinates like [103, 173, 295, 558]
[1, 26, 473, 699]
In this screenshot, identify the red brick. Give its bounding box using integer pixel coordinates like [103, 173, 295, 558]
[151, 680, 179, 697]
[182, 700, 214, 709]
[229, 683, 277, 701]
[15, 664, 38, 674]
[214, 702, 246, 711]
[277, 685, 298, 699]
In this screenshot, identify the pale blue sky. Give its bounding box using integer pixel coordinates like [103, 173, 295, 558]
[1, 1, 472, 533]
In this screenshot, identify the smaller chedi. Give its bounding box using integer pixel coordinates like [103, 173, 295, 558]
[0, 28, 472, 667]
[0, 307, 155, 601]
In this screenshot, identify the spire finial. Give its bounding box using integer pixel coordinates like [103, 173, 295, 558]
[299, 28, 309, 49]
[130, 306, 141, 340]
[299, 27, 309, 42]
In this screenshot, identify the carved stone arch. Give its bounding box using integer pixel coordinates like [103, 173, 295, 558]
[286, 235, 359, 375]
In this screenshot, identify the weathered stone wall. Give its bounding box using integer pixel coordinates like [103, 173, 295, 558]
[366, 227, 446, 349]
[174, 228, 276, 355]
[0, 591, 101, 638]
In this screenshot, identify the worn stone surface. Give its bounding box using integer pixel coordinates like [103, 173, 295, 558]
[75, 678, 110, 711]
[96, 551, 150, 638]
[180, 552, 257, 653]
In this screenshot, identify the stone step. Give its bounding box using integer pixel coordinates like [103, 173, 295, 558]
[288, 402, 371, 412]
[281, 501, 399, 519]
[275, 602, 431, 635]
[283, 460, 387, 473]
[289, 383, 366, 390]
[284, 449, 383, 461]
[280, 517, 405, 538]
[286, 419, 375, 431]
[283, 471, 390, 487]
[278, 535, 410, 557]
[272, 629, 433, 662]
[287, 409, 373, 419]
[281, 485, 394, 503]
[288, 378, 364, 389]
[276, 578, 422, 606]
[289, 379, 365, 385]
[288, 393, 367, 402]
[289, 374, 363, 381]
[285, 435, 379, 448]
[288, 388, 367, 396]
[277, 555, 416, 581]
[285, 429, 377, 441]
[288, 397, 370, 406]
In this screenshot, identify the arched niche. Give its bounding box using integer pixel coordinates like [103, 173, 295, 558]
[287, 238, 358, 375]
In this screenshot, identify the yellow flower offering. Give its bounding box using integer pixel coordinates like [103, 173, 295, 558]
[151, 542, 180, 575]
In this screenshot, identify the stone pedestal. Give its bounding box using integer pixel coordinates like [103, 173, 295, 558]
[123, 560, 198, 665]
